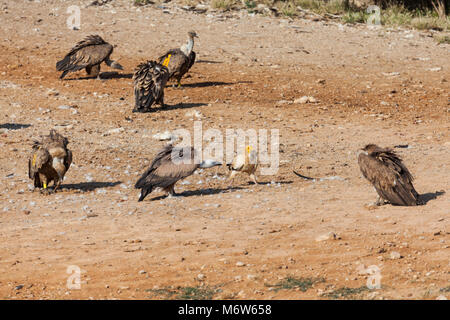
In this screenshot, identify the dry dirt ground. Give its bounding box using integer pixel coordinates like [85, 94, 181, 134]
[0, 0, 449, 300]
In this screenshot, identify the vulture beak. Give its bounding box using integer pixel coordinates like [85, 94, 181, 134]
[199, 159, 222, 168]
[357, 149, 368, 156]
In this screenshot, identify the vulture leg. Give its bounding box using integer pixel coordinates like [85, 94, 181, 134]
[156, 92, 165, 108]
[53, 178, 62, 193]
[228, 170, 237, 187]
[59, 70, 69, 80]
[39, 175, 51, 195]
[166, 184, 178, 198]
[250, 173, 258, 185]
[375, 196, 388, 206]
[173, 76, 183, 88]
[85, 65, 100, 79]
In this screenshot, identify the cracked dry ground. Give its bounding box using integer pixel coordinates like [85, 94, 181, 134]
[0, 0, 448, 299]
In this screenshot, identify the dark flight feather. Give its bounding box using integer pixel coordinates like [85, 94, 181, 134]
[56, 35, 122, 79]
[133, 60, 169, 112]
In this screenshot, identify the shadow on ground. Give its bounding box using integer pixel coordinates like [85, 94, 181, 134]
[419, 190, 445, 205]
[62, 181, 122, 191]
[64, 72, 133, 80]
[147, 186, 244, 201]
[0, 123, 31, 130]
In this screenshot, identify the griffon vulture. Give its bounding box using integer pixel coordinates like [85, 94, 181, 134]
[28, 130, 72, 194]
[135, 144, 221, 201]
[358, 144, 420, 206]
[132, 57, 171, 113]
[157, 31, 197, 87]
[56, 35, 123, 79]
[227, 145, 258, 185]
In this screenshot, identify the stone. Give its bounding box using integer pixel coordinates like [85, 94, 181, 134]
[390, 251, 402, 259]
[315, 232, 340, 242]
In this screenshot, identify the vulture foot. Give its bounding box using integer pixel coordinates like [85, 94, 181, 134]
[40, 187, 54, 195]
[375, 197, 388, 206]
[132, 108, 151, 113]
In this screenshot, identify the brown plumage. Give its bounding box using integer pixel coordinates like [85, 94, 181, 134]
[28, 130, 72, 193]
[132, 60, 170, 113]
[158, 31, 197, 87]
[135, 144, 221, 201]
[227, 146, 258, 185]
[358, 144, 420, 206]
[56, 35, 123, 79]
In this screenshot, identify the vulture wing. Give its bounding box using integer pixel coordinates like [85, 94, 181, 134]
[65, 149, 73, 173]
[29, 146, 51, 178]
[158, 49, 188, 79]
[133, 61, 169, 111]
[359, 147, 419, 206]
[186, 50, 196, 73]
[135, 145, 198, 190]
[56, 35, 113, 79]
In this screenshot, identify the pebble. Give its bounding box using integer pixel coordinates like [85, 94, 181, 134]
[197, 273, 205, 281]
[390, 251, 402, 259]
[236, 261, 245, 267]
[315, 232, 340, 242]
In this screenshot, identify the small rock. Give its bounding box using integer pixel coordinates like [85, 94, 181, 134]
[197, 273, 205, 281]
[152, 131, 176, 141]
[315, 232, 340, 242]
[46, 88, 59, 96]
[236, 261, 245, 267]
[390, 251, 402, 259]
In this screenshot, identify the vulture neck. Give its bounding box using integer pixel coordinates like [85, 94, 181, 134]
[180, 37, 194, 56]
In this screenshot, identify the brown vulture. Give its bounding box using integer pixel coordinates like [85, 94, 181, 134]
[135, 144, 221, 201]
[358, 144, 420, 206]
[157, 31, 197, 87]
[132, 58, 170, 113]
[56, 35, 123, 79]
[28, 130, 72, 194]
[227, 146, 258, 185]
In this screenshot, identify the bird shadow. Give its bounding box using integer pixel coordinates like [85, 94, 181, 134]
[99, 72, 133, 80]
[64, 72, 133, 81]
[419, 191, 445, 205]
[180, 81, 252, 88]
[160, 102, 208, 111]
[148, 186, 244, 201]
[61, 181, 122, 191]
[0, 123, 31, 130]
[196, 60, 223, 64]
[257, 180, 294, 185]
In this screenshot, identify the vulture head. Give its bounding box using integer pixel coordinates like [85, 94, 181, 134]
[359, 144, 378, 156]
[188, 31, 198, 39]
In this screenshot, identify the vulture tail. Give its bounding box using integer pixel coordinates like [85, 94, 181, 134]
[56, 56, 71, 71]
[138, 187, 152, 202]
